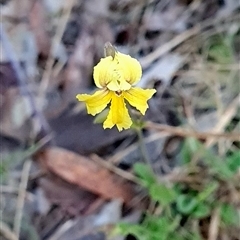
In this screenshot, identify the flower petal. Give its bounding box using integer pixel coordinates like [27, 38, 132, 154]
[94, 56, 132, 92]
[93, 56, 116, 89]
[117, 52, 142, 85]
[76, 90, 112, 116]
[123, 87, 156, 115]
[93, 52, 142, 92]
[106, 77, 131, 92]
[103, 93, 132, 131]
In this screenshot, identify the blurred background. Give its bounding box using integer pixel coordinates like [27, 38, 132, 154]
[0, 0, 240, 240]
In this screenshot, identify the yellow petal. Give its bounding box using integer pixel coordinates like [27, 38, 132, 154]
[116, 52, 142, 85]
[93, 56, 116, 89]
[103, 93, 132, 131]
[106, 78, 131, 92]
[123, 87, 156, 115]
[93, 56, 132, 92]
[93, 52, 142, 92]
[76, 90, 112, 116]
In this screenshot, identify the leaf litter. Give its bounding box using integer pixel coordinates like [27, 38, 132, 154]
[1, 0, 239, 239]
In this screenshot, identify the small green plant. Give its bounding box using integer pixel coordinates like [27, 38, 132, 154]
[205, 33, 235, 64]
[114, 138, 240, 240]
[0, 143, 40, 183]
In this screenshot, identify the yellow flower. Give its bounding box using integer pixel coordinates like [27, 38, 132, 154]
[76, 43, 156, 131]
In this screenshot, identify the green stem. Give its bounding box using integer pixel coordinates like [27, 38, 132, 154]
[136, 127, 152, 168]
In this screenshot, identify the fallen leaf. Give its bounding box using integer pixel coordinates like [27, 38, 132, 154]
[36, 147, 136, 204]
[48, 111, 129, 154]
[39, 176, 98, 216]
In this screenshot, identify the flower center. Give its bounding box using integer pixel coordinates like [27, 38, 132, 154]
[115, 90, 122, 96]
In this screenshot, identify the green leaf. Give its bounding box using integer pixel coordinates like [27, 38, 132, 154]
[180, 138, 200, 164]
[208, 42, 233, 64]
[0, 163, 7, 183]
[181, 138, 234, 179]
[149, 183, 177, 206]
[193, 140, 234, 179]
[143, 215, 180, 240]
[170, 229, 202, 240]
[207, 34, 234, 64]
[134, 163, 156, 188]
[226, 151, 240, 173]
[143, 216, 169, 239]
[197, 181, 218, 202]
[114, 223, 147, 239]
[176, 194, 198, 214]
[192, 203, 211, 219]
[220, 203, 240, 227]
[204, 155, 234, 180]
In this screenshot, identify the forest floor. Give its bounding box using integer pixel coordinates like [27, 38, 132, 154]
[1, 0, 240, 240]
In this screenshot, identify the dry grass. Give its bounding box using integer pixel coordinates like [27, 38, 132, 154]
[1, 0, 239, 239]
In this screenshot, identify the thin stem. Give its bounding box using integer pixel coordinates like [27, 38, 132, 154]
[136, 127, 152, 169]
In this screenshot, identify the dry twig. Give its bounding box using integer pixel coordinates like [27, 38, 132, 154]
[140, 14, 240, 69]
[91, 154, 138, 183]
[13, 160, 32, 239]
[108, 132, 169, 164]
[205, 94, 240, 147]
[0, 221, 18, 240]
[39, 0, 76, 99]
[208, 207, 220, 240]
[146, 121, 240, 141]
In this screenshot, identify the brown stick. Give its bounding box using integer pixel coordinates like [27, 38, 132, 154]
[146, 122, 239, 141]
